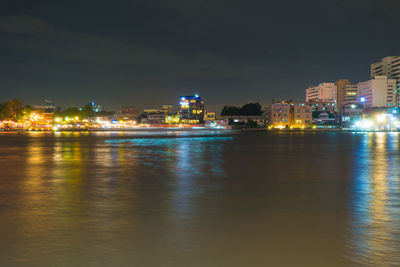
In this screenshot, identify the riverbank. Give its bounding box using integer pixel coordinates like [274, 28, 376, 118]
[241, 128, 342, 132]
[0, 127, 232, 133]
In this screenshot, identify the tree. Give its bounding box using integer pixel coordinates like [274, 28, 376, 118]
[240, 102, 262, 115]
[61, 107, 80, 118]
[0, 100, 23, 121]
[16, 105, 34, 122]
[79, 104, 95, 118]
[0, 102, 6, 120]
[221, 102, 263, 116]
[221, 106, 241, 115]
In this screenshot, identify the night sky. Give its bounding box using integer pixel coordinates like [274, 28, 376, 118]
[1, 0, 399, 112]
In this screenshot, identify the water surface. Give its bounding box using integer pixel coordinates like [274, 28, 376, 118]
[0, 130, 399, 266]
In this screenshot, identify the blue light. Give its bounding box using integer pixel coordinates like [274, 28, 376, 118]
[360, 97, 366, 103]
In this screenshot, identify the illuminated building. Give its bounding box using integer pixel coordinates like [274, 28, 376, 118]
[166, 114, 180, 124]
[336, 80, 357, 112]
[179, 95, 205, 124]
[352, 107, 400, 131]
[143, 105, 175, 115]
[343, 84, 358, 104]
[306, 83, 337, 107]
[141, 112, 166, 125]
[335, 79, 350, 112]
[205, 112, 216, 121]
[271, 101, 311, 128]
[161, 105, 174, 114]
[271, 102, 291, 127]
[292, 103, 312, 128]
[116, 106, 139, 123]
[307, 101, 339, 128]
[312, 111, 338, 128]
[341, 102, 364, 128]
[371, 56, 400, 105]
[307, 100, 336, 112]
[357, 76, 396, 108]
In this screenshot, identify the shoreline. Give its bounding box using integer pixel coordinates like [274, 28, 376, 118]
[2, 128, 399, 133]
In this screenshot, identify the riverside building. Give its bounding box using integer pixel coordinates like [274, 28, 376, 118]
[335, 80, 357, 111]
[371, 56, 400, 105]
[271, 102, 291, 127]
[343, 84, 358, 104]
[306, 83, 337, 102]
[179, 95, 205, 124]
[271, 101, 311, 128]
[292, 103, 312, 128]
[357, 76, 396, 108]
[335, 79, 350, 112]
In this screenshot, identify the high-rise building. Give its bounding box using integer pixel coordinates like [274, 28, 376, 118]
[306, 83, 337, 103]
[343, 84, 358, 104]
[357, 76, 396, 108]
[371, 56, 400, 104]
[335, 79, 350, 112]
[179, 95, 205, 124]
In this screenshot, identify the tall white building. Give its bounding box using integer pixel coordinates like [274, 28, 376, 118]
[305, 83, 337, 102]
[371, 56, 400, 104]
[357, 76, 396, 108]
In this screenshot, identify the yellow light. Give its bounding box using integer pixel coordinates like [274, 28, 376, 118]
[55, 117, 61, 122]
[75, 116, 79, 121]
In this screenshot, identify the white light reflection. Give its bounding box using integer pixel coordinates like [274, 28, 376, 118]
[347, 133, 400, 265]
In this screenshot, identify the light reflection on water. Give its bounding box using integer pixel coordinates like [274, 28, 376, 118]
[348, 133, 400, 266]
[1, 131, 400, 266]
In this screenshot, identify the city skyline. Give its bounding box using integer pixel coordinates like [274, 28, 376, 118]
[1, 0, 400, 111]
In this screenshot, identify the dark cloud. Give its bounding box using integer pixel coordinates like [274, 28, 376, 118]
[0, 0, 399, 111]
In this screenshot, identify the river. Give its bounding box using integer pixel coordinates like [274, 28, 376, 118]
[0, 130, 399, 266]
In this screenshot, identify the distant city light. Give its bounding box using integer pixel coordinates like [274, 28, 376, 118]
[376, 114, 387, 123]
[360, 97, 366, 103]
